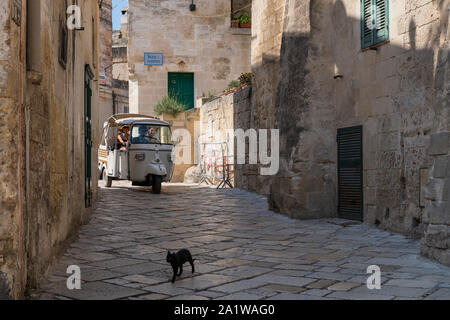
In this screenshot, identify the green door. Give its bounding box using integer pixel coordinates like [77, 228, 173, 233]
[85, 65, 94, 208]
[168, 73, 194, 110]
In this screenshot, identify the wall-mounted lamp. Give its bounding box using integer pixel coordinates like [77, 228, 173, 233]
[190, 0, 196, 11]
[333, 64, 343, 80]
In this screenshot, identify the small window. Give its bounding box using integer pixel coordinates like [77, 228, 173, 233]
[361, 0, 389, 49]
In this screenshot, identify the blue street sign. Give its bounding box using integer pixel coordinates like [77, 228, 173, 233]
[144, 53, 163, 66]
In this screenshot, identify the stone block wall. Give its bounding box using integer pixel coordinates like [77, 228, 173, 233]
[250, 0, 338, 218]
[0, 0, 20, 299]
[421, 132, 450, 265]
[161, 108, 200, 182]
[98, 0, 114, 130]
[196, 87, 252, 186]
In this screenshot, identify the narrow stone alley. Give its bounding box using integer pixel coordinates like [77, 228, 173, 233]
[33, 183, 450, 300]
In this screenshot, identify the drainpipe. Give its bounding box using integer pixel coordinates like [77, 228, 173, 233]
[113, 90, 117, 114]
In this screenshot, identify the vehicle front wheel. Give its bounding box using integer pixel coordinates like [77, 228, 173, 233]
[103, 169, 112, 188]
[152, 175, 162, 194]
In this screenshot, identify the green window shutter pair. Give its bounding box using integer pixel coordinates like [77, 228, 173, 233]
[361, 0, 389, 49]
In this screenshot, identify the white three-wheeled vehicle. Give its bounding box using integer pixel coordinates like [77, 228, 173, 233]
[98, 114, 175, 194]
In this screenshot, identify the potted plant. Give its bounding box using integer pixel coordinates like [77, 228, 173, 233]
[239, 12, 251, 28]
[231, 13, 239, 28]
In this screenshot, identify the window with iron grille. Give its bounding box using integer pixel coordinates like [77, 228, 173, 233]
[361, 0, 389, 49]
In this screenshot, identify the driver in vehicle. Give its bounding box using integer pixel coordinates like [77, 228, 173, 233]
[131, 125, 149, 144]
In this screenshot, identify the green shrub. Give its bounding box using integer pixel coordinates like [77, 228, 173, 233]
[154, 95, 186, 117]
[226, 80, 241, 91]
[205, 92, 218, 103]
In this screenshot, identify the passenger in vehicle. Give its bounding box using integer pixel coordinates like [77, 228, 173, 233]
[117, 126, 129, 151]
[146, 127, 159, 143]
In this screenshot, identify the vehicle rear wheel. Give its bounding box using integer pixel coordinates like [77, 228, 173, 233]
[152, 175, 162, 194]
[103, 169, 112, 188]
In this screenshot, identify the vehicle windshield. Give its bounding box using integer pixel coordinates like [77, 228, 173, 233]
[130, 124, 173, 145]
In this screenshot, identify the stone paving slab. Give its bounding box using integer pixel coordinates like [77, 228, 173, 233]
[32, 183, 450, 300]
[43, 281, 145, 300]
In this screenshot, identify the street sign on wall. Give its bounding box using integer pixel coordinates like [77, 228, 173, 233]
[144, 53, 163, 66]
[99, 68, 106, 85]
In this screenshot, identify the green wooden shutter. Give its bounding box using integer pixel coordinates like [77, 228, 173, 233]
[361, 0, 374, 49]
[374, 0, 389, 44]
[361, 0, 389, 49]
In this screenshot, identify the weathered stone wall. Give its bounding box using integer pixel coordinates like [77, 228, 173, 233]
[230, 87, 253, 189]
[195, 87, 251, 186]
[161, 108, 200, 182]
[112, 9, 129, 82]
[0, 0, 21, 299]
[111, 13, 129, 115]
[128, 0, 251, 115]
[0, 0, 100, 298]
[100, 0, 113, 88]
[251, 0, 337, 218]
[113, 79, 129, 114]
[422, 132, 450, 265]
[249, 0, 449, 264]
[99, 0, 114, 130]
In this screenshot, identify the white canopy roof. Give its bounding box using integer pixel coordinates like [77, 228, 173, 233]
[105, 114, 170, 127]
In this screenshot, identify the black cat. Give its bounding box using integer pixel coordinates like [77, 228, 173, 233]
[166, 249, 195, 283]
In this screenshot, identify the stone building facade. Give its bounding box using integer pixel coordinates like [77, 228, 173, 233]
[127, 0, 252, 115]
[111, 8, 129, 115]
[98, 0, 114, 129]
[0, 0, 100, 298]
[246, 0, 449, 265]
[112, 9, 129, 83]
[98, 2, 129, 130]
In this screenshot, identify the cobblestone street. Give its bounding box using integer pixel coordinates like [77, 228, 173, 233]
[34, 183, 450, 300]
